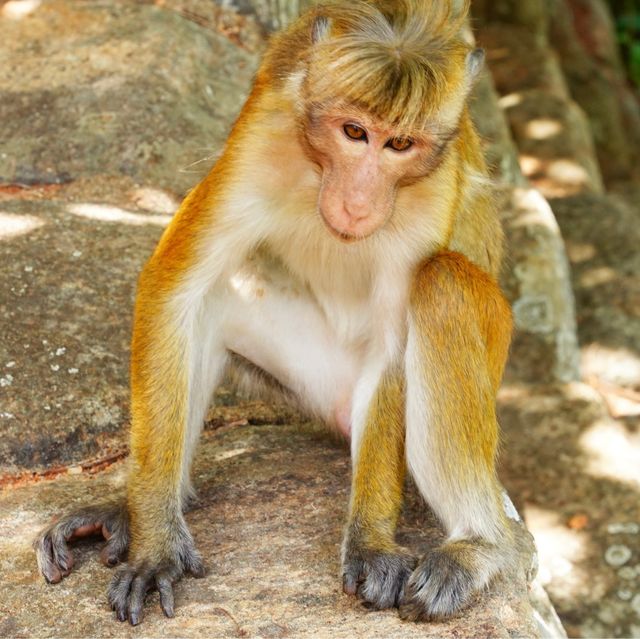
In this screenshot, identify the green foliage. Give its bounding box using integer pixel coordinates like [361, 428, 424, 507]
[608, 1, 640, 87]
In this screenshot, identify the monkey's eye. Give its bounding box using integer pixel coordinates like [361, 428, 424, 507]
[343, 123, 368, 142]
[386, 137, 413, 152]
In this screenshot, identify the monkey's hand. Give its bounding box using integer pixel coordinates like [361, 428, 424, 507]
[399, 540, 502, 621]
[35, 501, 129, 583]
[342, 543, 416, 610]
[108, 522, 205, 626]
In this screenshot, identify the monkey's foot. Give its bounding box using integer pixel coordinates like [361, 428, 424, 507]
[342, 548, 416, 610]
[399, 540, 498, 621]
[34, 501, 129, 584]
[108, 532, 205, 626]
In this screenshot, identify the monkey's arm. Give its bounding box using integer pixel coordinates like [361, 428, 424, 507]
[342, 373, 415, 608]
[106, 152, 270, 623]
[341, 250, 513, 619]
[400, 250, 513, 620]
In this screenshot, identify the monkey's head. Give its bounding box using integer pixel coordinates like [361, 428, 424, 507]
[296, 0, 483, 242]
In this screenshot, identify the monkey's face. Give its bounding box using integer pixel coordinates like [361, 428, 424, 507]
[304, 108, 444, 243]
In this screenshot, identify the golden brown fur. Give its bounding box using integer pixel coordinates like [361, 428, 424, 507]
[35, 0, 514, 626]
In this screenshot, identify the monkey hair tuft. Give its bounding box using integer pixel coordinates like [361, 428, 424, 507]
[302, 0, 472, 133]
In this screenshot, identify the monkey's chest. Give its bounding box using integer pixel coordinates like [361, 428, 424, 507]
[230, 246, 377, 349]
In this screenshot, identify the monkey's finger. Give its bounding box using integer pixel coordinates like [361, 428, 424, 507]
[34, 534, 63, 584]
[100, 530, 127, 568]
[128, 574, 149, 626]
[342, 571, 361, 596]
[156, 576, 175, 618]
[183, 550, 206, 578]
[100, 543, 121, 568]
[49, 528, 74, 575]
[108, 568, 134, 622]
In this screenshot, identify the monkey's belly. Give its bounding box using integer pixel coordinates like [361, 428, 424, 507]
[221, 255, 361, 434]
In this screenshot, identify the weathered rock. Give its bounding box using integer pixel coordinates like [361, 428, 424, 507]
[0, 184, 165, 473]
[499, 188, 580, 383]
[476, 23, 604, 197]
[476, 25, 569, 98]
[503, 89, 604, 196]
[498, 381, 640, 639]
[0, 421, 561, 638]
[477, 0, 640, 184]
[549, 190, 640, 390]
[470, 71, 526, 187]
[468, 65, 581, 383]
[222, 0, 314, 30]
[549, 0, 640, 183]
[472, 0, 550, 34]
[0, 0, 258, 196]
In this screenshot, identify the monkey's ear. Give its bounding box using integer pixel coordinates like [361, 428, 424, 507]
[466, 48, 485, 81]
[312, 15, 332, 44]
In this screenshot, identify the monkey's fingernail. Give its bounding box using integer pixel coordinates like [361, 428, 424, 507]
[162, 605, 175, 618]
[342, 574, 357, 595]
[129, 613, 140, 626]
[116, 610, 126, 622]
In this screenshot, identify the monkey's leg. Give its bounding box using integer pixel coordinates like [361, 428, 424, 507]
[106, 280, 229, 625]
[400, 251, 513, 621]
[341, 371, 416, 609]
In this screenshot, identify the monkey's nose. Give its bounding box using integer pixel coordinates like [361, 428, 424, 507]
[343, 200, 369, 221]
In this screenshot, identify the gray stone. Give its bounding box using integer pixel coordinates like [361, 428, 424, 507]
[0, 0, 258, 196]
[605, 545, 633, 568]
[503, 89, 604, 196]
[500, 188, 580, 383]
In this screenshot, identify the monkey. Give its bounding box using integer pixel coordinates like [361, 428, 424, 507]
[34, 0, 514, 626]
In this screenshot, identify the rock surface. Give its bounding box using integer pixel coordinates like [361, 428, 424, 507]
[0, 0, 257, 196]
[0, 421, 557, 638]
[474, 2, 640, 636]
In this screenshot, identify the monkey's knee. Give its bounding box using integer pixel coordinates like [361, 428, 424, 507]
[412, 251, 510, 326]
[34, 501, 129, 583]
[411, 250, 512, 389]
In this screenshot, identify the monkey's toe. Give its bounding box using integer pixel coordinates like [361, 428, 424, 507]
[107, 529, 203, 625]
[399, 546, 475, 621]
[342, 549, 416, 610]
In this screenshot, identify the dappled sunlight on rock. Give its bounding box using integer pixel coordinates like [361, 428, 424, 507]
[130, 187, 179, 215]
[498, 92, 523, 109]
[67, 203, 172, 226]
[0, 212, 44, 240]
[580, 419, 640, 485]
[565, 242, 597, 264]
[547, 160, 591, 189]
[582, 345, 640, 387]
[1, 0, 41, 20]
[579, 266, 618, 288]
[520, 155, 594, 197]
[212, 447, 249, 462]
[587, 377, 640, 419]
[525, 118, 563, 141]
[524, 505, 588, 589]
[509, 187, 560, 232]
[499, 188, 580, 383]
